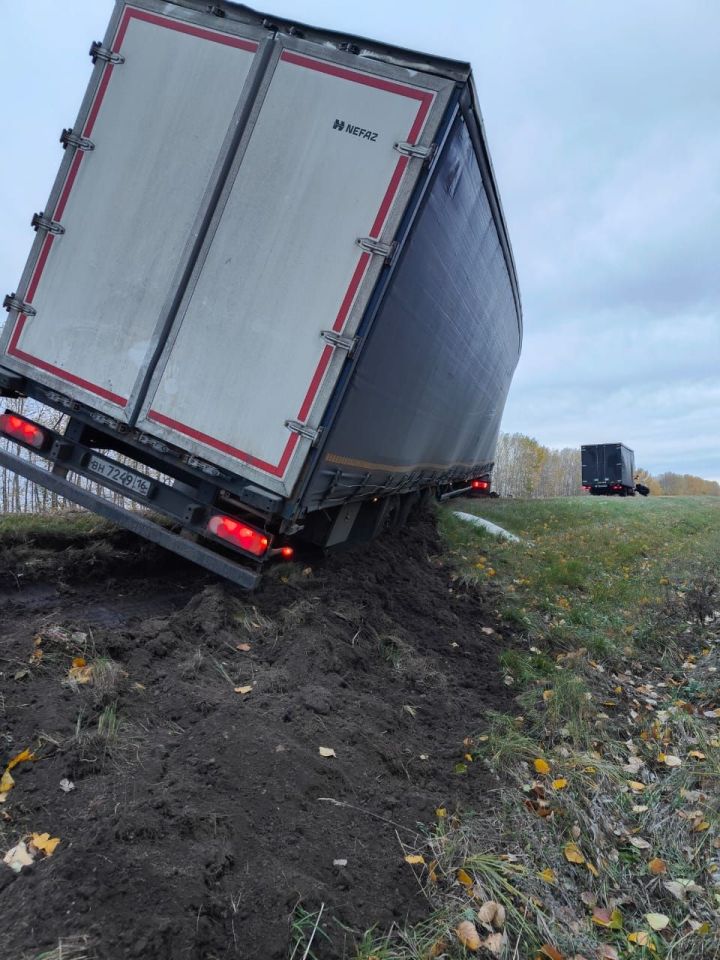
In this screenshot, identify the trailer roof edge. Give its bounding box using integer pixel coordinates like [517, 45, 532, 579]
[169, 0, 472, 81]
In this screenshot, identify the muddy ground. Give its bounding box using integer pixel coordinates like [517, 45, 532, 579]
[0, 511, 513, 960]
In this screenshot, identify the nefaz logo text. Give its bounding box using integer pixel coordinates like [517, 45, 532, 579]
[332, 119, 379, 142]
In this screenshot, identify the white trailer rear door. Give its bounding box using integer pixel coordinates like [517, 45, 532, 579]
[1, 4, 263, 416]
[137, 39, 453, 496]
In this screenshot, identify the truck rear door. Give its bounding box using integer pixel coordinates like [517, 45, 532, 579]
[1, 3, 265, 415]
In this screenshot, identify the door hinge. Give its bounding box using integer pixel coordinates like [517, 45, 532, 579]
[285, 419, 322, 444]
[321, 330, 357, 355]
[3, 293, 36, 317]
[31, 212, 65, 236]
[89, 41, 125, 65]
[394, 141, 436, 161]
[60, 128, 95, 152]
[356, 237, 396, 263]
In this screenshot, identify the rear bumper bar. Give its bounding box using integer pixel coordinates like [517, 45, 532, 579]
[0, 447, 260, 590]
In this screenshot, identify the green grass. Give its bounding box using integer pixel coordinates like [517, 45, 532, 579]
[440, 496, 720, 658]
[0, 509, 112, 542]
[374, 497, 720, 960]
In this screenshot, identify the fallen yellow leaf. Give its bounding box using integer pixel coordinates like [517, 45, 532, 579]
[72, 657, 86, 668]
[645, 913, 669, 931]
[0, 770, 15, 793]
[7, 749, 35, 771]
[627, 931, 655, 949]
[457, 867, 474, 888]
[534, 758, 551, 775]
[234, 685, 253, 695]
[404, 854, 425, 865]
[538, 867, 556, 883]
[435, 807, 447, 818]
[68, 662, 93, 684]
[627, 780, 646, 793]
[542, 690, 555, 701]
[30, 833, 60, 856]
[692, 820, 710, 832]
[563, 842, 585, 864]
[663, 755, 682, 767]
[648, 858, 667, 875]
[687, 750, 705, 760]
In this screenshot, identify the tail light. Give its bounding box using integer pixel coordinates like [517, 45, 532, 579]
[0, 413, 48, 450]
[207, 515, 270, 556]
[270, 544, 294, 559]
[472, 479, 490, 490]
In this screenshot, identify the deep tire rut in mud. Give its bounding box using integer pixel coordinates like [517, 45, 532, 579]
[1, 515, 513, 960]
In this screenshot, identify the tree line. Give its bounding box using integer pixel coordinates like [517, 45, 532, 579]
[492, 433, 719, 499]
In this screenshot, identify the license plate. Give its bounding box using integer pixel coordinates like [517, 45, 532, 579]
[86, 454, 153, 498]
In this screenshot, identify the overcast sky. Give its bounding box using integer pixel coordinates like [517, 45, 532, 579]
[1, 1, 718, 479]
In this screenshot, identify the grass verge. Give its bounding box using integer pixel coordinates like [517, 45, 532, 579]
[353, 497, 719, 959]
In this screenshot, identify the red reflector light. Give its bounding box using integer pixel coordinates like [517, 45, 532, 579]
[0, 413, 47, 450]
[207, 515, 269, 556]
[472, 479, 489, 490]
[280, 546, 294, 559]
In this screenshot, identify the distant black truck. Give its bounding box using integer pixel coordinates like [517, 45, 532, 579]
[581, 443, 637, 497]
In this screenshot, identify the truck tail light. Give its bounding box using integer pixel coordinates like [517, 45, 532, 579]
[472, 479, 489, 490]
[0, 413, 48, 450]
[270, 544, 294, 559]
[207, 515, 270, 556]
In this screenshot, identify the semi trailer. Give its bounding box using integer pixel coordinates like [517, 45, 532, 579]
[0, 0, 522, 588]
